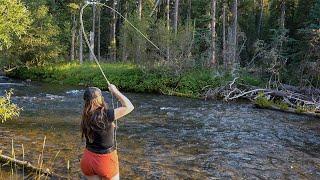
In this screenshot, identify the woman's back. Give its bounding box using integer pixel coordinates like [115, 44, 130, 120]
[80, 85, 134, 180]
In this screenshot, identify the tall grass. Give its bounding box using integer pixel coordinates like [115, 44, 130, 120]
[0, 136, 61, 179]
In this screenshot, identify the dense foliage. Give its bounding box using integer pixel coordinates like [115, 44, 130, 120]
[0, 0, 30, 50]
[0, 0, 319, 89]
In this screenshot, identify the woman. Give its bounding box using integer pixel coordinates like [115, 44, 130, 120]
[80, 84, 134, 180]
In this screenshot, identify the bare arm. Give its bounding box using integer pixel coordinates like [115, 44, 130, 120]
[108, 84, 134, 120]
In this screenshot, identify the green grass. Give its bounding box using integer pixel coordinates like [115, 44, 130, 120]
[9, 62, 231, 98]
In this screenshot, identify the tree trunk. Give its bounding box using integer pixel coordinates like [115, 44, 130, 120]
[71, 14, 76, 61]
[210, 0, 216, 66]
[222, 2, 227, 69]
[122, 0, 128, 61]
[137, 0, 142, 62]
[258, 0, 264, 37]
[79, 27, 83, 64]
[166, 0, 170, 61]
[109, 0, 117, 61]
[174, 0, 179, 35]
[187, 0, 191, 24]
[280, 0, 285, 29]
[89, 4, 96, 61]
[231, 0, 238, 68]
[138, 0, 142, 18]
[89, 31, 95, 61]
[97, 3, 101, 61]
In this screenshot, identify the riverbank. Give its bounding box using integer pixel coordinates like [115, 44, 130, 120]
[8, 62, 261, 98]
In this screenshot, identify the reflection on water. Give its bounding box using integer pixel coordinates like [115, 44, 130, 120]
[0, 78, 320, 179]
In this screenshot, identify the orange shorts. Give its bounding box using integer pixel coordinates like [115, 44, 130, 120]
[80, 149, 119, 179]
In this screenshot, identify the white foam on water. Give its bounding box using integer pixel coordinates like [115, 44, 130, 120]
[45, 94, 65, 100]
[160, 107, 180, 111]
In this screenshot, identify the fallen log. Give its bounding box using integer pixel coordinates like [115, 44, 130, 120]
[254, 103, 320, 118]
[280, 83, 320, 96]
[0, 153, 67, 179]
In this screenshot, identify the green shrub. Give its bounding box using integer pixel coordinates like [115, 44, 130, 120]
[295, 105, 307, 113]
[275, 100, 289, 110]
[0, 89, 22, 123]
[254, 93, 272, 108]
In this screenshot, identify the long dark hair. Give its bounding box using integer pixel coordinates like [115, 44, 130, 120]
[81, 95, 110, 143]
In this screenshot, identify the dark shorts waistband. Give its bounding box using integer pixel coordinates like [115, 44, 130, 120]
[86, 145, 116, 154]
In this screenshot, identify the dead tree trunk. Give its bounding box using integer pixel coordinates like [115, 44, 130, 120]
[210, 0, 216, 66]
[174, 0, 179, 35]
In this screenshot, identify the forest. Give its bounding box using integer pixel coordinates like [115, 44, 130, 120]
[0, 0, 318, 84]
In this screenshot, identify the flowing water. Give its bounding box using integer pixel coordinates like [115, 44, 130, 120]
[0, 76, 320, 179]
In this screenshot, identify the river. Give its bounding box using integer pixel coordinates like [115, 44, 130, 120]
[0, 76, 319, 179]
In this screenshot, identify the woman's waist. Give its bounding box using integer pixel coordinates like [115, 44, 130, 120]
[85, 144, 116, 155]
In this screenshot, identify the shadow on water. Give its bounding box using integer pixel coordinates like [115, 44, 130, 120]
[0, 77, 320, 179]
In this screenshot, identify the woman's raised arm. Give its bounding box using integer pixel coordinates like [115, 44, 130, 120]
[108, 84, 134, 120]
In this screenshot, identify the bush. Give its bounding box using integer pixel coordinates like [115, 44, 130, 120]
[254, 93, 272, 108]
[274, 100, 289, 110]
[0, 89, 22, 123]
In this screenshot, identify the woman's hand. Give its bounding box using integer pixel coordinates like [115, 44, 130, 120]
[108, 84, 119, 94]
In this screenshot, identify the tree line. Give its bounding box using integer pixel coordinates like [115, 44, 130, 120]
[0, 0, 319, 87]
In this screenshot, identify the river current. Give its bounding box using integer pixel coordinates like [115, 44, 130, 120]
[0, 76, 319, 179]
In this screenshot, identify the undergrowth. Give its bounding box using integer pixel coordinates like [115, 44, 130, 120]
[9, 62, 233, 98]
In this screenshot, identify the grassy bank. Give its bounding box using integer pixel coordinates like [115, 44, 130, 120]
[8, 62, 262, 98]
